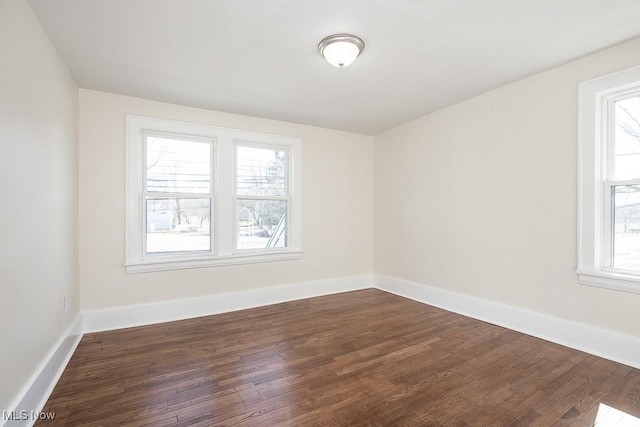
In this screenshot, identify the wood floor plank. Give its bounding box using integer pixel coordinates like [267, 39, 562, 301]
[36, 289, 640, 426]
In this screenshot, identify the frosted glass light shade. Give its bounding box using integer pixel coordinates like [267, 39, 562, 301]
[318, 34, 365, 68]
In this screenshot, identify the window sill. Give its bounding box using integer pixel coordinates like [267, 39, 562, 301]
[577, 269, 640, 294]
[125, 250, 302, 274]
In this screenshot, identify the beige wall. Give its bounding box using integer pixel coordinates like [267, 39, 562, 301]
[0, 0, 79, 412]
[6, 0, 640, 410]
[79, 90, 374, 310]
[375, 37, 640, 337]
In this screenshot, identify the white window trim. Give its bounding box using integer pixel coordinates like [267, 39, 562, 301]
[577, 65, 640, 293]
[125, 115, 302, 274]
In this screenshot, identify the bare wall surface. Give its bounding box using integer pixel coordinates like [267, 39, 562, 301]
[79, 90, 374, 310]
[374, 37, 640, 337]
[0, 0, 79, 414]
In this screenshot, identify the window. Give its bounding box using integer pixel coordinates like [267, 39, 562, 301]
[606, 95, 640, 272]
[578, 66, 640, 293]
[126, 116, 302, 273]
[145, 133, 213, 254]
[235, 144, 289, 250]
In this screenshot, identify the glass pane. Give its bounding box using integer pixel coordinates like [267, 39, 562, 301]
[614, 96, 640, 180]
[237, 199, 287, 250]
[146, 198, 211, 253]
[236, 146, 286, 196]
[146, 135, 211, 194]
[612, 185, 640, 271]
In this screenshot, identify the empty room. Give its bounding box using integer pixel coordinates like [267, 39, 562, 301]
[2, 0, 640, 425]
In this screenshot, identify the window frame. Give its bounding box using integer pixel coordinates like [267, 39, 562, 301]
[603, 91, 640, 275]
[142, 130, 215, 257]
[577, 65, 640, 293]
[125, 115, 302, 274]
[233, 141, 291, 253]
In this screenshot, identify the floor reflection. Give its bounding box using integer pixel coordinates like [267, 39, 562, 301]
[595, 403, 640, 426]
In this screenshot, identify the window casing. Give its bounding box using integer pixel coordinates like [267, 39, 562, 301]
[126, 115, 302, 273]
[578, 66, 640, 293]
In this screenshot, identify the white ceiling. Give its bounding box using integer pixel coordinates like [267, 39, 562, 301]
[27, 0, 640, 135]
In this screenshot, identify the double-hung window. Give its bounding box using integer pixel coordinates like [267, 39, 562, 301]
[145, 133, 213, 255]
[126, 116, 302, 273]
[235, 143, 289, 251]
[578, 66, 640, 292]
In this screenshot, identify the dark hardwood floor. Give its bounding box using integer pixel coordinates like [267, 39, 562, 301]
[37, 289, 640, 426]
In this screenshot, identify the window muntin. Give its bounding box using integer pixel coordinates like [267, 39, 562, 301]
[235, 144, 289, 251]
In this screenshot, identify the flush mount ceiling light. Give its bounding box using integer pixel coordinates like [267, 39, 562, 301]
[318, 34, 365, 68]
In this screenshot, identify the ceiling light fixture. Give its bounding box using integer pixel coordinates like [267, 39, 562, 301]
[318, 34, 365, 68]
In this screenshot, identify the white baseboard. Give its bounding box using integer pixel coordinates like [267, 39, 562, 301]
[374, 274, 640, 369]
[84, 274, 373, 333]
[10, 272, 638, 427]
[3, 314, 83, 427]
[3, 274, 371, 427]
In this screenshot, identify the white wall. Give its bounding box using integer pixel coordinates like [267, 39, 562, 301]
[375, 37, 640, 337]
[0, 0, 79, 414]
[79, 90, 373, 310]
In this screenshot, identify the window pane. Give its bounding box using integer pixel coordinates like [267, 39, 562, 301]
[237, 200, 287, 250]
[146, 198, 211, 253]
[613, 185, 640, 271]
[236, 146, 286, 196]
[614, 96, 640, 180]
[147, 135, 211, 194]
